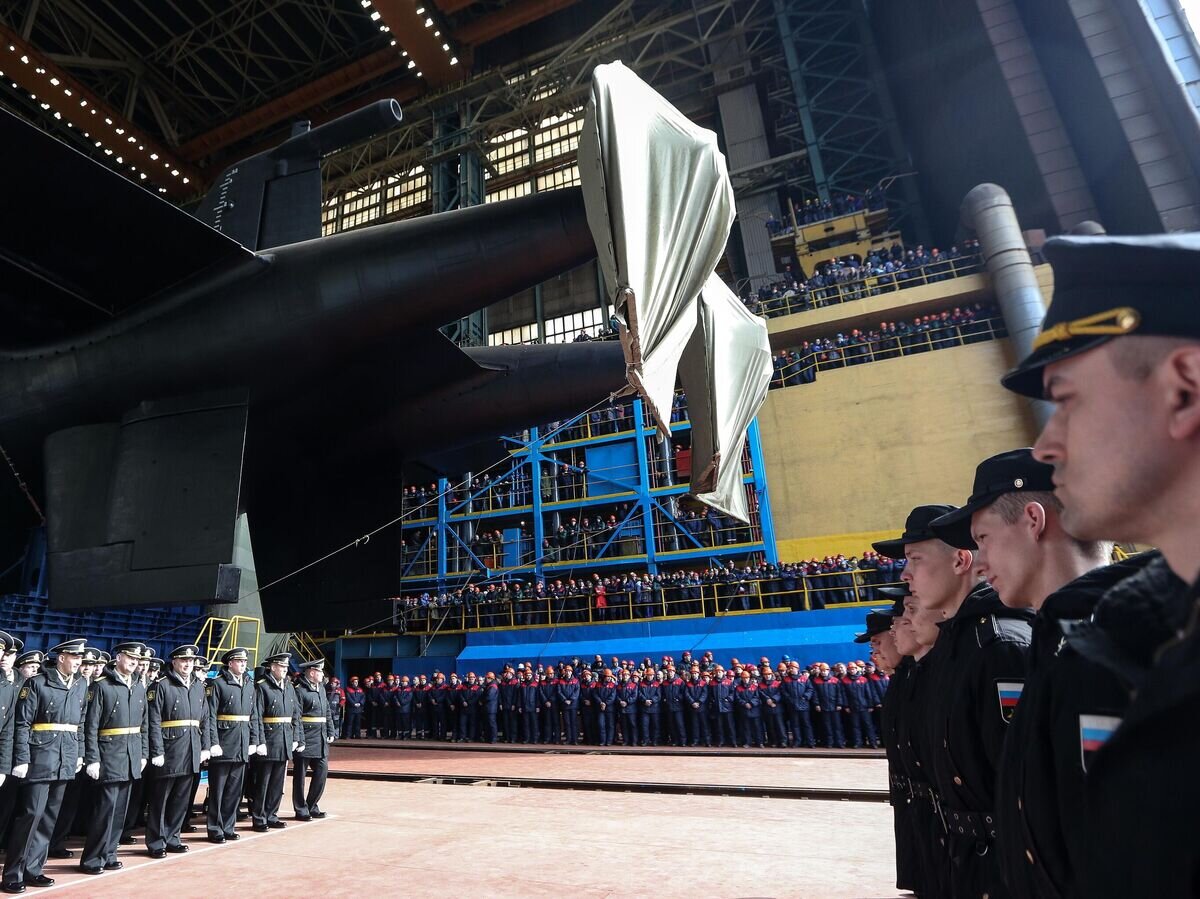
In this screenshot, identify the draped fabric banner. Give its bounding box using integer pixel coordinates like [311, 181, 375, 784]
[577, 61, 735, 438]
[677, 273, 773, 523]
[578, 61, 770, 523]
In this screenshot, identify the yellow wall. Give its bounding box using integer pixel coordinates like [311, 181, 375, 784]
[759, 339, 1039, 559]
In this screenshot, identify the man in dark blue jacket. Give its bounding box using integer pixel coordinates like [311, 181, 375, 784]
[518, 671, 539, 744]
[594, 671, 617, 746]
[636, 673, 660, 746]
[481, 673, 500, 743]
[842, 663, 879, 748]
[342, 678, 365, 739]
[662, 671, 687, 746]
[556, 666, 580, 745]
[684, 672, 709, 747]
[394, 677, 414, 739]
[711, 668, 736, 747]
[781, 663, 816, 747]
[734, 669, 763, 747]
[617, 673, 639, 746]
[758, 670, 787, 747]
[811, 665, 845, 748]
[537, 672, 558, 744]
[499, 670, 520, 744]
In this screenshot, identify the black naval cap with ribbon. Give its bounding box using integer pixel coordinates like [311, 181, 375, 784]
[929, 449, 1056, 550]
[871, 504, 959, 560]
[1002, 233, 1200, 398]
[854, 611, 896, 644]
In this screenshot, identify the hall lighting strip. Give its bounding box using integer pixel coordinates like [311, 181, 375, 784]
[359, 0, 460, 80]
[0, 29, 199, 199]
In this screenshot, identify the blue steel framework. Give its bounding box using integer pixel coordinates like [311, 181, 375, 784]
[395, 396, 778, 591]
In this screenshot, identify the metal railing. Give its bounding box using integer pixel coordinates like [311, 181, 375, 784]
[393, 568, 899, 635]
[195, 615, 263, 667]
[770, 314, 1008, 388]
[755, 253, 984, 319]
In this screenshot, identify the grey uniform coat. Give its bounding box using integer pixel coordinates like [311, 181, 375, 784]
[254, 674, 300, 761]
[13, 667, 88, 782]
[294, 679, 336, 760]
[147, 670, 209, 776]
[84, 668, 148, 782]
[206, 668, 261, 761]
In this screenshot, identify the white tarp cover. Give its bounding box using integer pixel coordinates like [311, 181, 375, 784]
[677, 273, 773, 522]
[577, 61, 735, 438]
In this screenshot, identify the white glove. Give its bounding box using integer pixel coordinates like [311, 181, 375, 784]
[151, 755, 165, 767]
[291, 741, 298, 752]
[297, 745, 305, 753]
[140, 759, 147, 772]
[86, 762, 100, 780]
[200, 750, 210, 763]
[247, 744, 257, 755]
[210, 744, 223, 758]
[255, 744, 267, 756]
[11, 764, 27, 779]
[328, 737, 335, 744]
[75, 757, 83, 774]
[0, 773, 6, 787]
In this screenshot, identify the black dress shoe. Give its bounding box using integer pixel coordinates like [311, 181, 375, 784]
[206, 835, 225, 845]
[164, 844, 189, 854]
[294, 814, 311, 822]
[104, 862, 123, 871]
[251, 824, 269, 833]
[267, 820, 286, 829]
[148, 849, 167, 859]
[47, 849, 72, 859]
[224, 832, 239, 841]
[310, 810, 326, 819]
[78, 866, 104, 876]
[181, 824, 196, 833]
[2, 882, 24, 893]
[24, 876, 54, 888]
[119, 835, 135, 846]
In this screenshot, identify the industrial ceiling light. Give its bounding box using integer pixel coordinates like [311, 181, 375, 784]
[370, 10, 381, 20]
[450, 56, 458, 65]
[424, 17, 433, 27]
[407, 59, 415, 68]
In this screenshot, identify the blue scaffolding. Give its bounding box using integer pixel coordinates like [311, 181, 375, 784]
[394, 391, 778, 592]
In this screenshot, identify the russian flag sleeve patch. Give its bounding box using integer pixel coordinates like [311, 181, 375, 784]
[1079, 714, 1121, 772]
[995, 681, 1023, 723]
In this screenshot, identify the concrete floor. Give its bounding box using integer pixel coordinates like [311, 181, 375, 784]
[329, 745, 890, 791]
[38, 778, 905, 898]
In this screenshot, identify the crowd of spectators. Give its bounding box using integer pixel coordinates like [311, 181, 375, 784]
[765, 188, 888, 236]
[389, 553, 903, 631]
[336, 650, 889, 749]
[769, 301, 1005, 389]
[750, 238, 983, 318]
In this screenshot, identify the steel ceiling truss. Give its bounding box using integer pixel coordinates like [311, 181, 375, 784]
[0, 0, 382, 148]
[764, 0, 926, 238]
[320, 0, 780, 201]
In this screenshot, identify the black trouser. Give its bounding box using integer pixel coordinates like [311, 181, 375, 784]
[540, 707, 558, 744]
[686, 707, 708, 746]
[666, 709, 687, 746]
[81, 780, 132, 870]
[206, 762, 245, 838]
[597, 709, 615, 746]
[48, 773, 84, 852]
[396, 712, 412, 739]
[0, 776, 19, 850]
[560, 706, 578, 744]
[763, 708, 787, 746]
[787, 708, 815, 747]
[504, 709, 520, 743]
[715, 711, 736, 746]
[291, 754, 328, 817]
[3, 780, 67, 886]
[120, 777, 146, 841]
[521, 709, 538, 743]
[620, 713, 638, 746]
[432, 705, 448, 740]
[737, 711, 763, 746]
[483, 711, 499, 743]
[146, 772, 192, 852]
[343, 710, 362, 739]
[459, 709, 476, 742]
[251, 759, 286, 827]
[638, 710, 660, 745]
